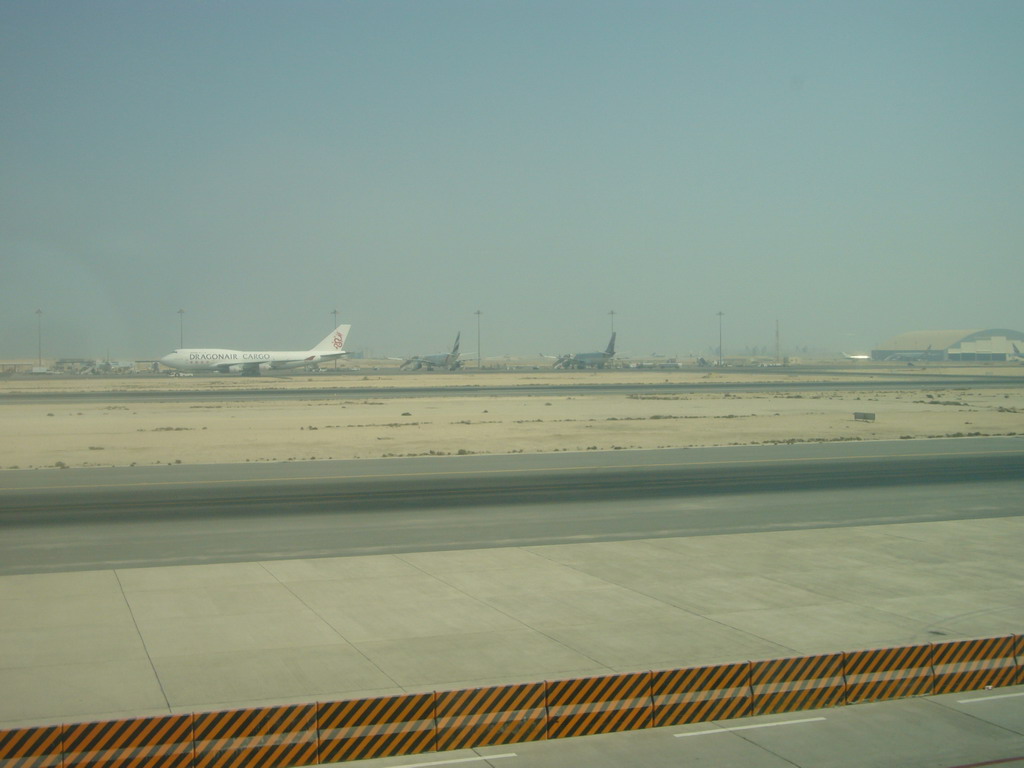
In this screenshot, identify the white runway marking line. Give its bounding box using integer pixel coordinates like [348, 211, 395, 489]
[675, 717, 826, 738]
[371, 753, 516, 768]
[958, 691, 1024, 704]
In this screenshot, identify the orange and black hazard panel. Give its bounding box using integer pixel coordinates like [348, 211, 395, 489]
[931, 635, 1017, 694]
[193, 704, 316, 768]
[844, 644, 934, 705]
[546, 672, 653, 739]
[0, 725, 62, 768]
[317, 693, 435, 763]
[751, 653, 845, 715]
[435, 682, 547, 751]
[651, 662, 752, 726]
[63, 715, 193, 768]
[1016, 634, 1024, 685]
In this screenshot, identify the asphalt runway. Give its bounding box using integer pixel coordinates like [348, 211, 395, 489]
[3, 371, 1023, 403]
[2, 438, 1022, 574]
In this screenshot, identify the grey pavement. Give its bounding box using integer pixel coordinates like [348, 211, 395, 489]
[2, 516, 1024, 728]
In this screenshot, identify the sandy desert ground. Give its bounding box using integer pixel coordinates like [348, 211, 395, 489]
[1, 367, 1023, 470]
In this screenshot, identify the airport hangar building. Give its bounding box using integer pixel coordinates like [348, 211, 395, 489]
[871, 328, 1024, 362]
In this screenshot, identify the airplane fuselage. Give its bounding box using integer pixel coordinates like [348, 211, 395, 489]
[400, 353, 461, 371]
[160, 349, 338, 375]
[557, 352, 611, 369]
[160, 324, 350, 376]
[400, 333, 462, 371]
[554, 332, 616, 369]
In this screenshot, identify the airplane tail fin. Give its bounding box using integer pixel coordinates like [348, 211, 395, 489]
[446, 332, 462, 369]
[605, 332, 616, 356]
[313, 324, 351, 353]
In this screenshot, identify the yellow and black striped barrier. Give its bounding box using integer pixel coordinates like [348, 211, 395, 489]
[434, 682, 546, 751]
[3, 633, 1023, 767]
[1017, 635, 1024, 685]
[63, 715, 193, 768]
[651, 661, 751, 726]
[193, 705, 317, 768]
[844, 644, 933, 704]
[750, 652, 846, 715]
[0, 725, 60, 768]
[317, 693, 435, 764]
[546, 672, 653, 739]
[931, 635, 1017, 694]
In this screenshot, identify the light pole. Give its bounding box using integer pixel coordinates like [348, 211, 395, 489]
[177, 309, 185, 348]
[474, 310, 482, 369]
[35, 309, 43, 367]
[609, 310, 616, 334]
[716, 311, 724, 367]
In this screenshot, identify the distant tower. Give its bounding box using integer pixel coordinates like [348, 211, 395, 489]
[36, 309, 43, 367]
[716, 311, 724, 366]
[474, 309, 482, 369]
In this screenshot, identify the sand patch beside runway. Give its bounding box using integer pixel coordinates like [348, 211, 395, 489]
[2, 369, 1022, 469]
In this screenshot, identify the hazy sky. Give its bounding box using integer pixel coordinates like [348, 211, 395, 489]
[2, 1, 1022, 361]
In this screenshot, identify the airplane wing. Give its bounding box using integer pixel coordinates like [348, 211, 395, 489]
[268, 355, 318, 369]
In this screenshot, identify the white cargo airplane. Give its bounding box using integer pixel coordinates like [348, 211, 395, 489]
[160, 324, 351, 376]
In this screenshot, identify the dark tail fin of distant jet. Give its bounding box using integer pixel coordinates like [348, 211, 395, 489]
[605, 332, 616, 356]
[448, 332, 462, 369]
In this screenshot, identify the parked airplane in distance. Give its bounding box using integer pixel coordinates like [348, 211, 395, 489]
[553, 332, 616, 369]
[399, 332, 462, 370]
[160, 324, 351, 376]
[842, 352, 871, 360]
[886, 345, 933, 362]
